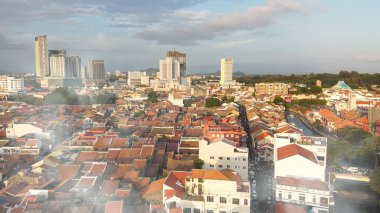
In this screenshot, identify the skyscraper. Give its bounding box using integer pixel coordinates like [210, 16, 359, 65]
[166, 51, 186, 77]
[159, 57, 180, 81]
[220, 58, 233, 85]
[49, 50, 66, 77]
[65, 56, 81, 78]
[81, 66, 88, 79]
[34, 35, 49, 78]
[48, 50, 81, 78]
[89, 59, 106, 80]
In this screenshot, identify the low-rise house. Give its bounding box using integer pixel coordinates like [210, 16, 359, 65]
[273, 133, 334, 212]
[199, 138, 249, 181]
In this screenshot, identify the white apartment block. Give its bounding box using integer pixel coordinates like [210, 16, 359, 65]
[199, 138, 249, 181]
[0, 76, 24, 92]
[220, 58, 233, 85]
[159, 57, 180, 81]
[255, 82, 289, 95]
[127, 71, 147, 87]
[163, 170, 250, 213]
[273, 133, 333, 213]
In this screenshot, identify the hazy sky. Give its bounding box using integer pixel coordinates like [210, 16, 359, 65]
[1, 0, 380, 74]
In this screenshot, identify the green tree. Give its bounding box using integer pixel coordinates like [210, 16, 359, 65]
[369, 167, 380, 193]
[147, 91, 158, 103]
[205, 97, 221, 108]
[193, 159, 204, 169]
[273, 97, 284, 105]
[43, 87, 78, 105]
[183, 99, 193, 107]
[309, 86, 322, 94]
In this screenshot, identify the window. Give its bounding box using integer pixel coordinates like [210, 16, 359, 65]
[244, 199, 248, 205]
[210, 156, 214, 159]
[232, 198, 239, 205]
[184, 208, 191, 213]
[207, 196, 214, 202]
[194, 209, 200, 213]
[220, 211, 226, 213]
[210, 164, 214, 168]
[218, 165, 223, 168]
[227, 157, 230, 160]
[235, 158, 238, 160]
[218, 157, 223, 160]
[243, 166, 246, 169]
[243, 158, 246, 161]
[320, 197, 328, 206]
[279, 191, 282, 198]
[299, 194, 305, 202]
[313, 196, 316, 203]
[288, 193, 292, 200]
[206, 210, 214, 213]
[220, 197, 227, 203]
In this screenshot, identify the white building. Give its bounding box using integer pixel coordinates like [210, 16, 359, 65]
[0, 75, 24, 92]
[6, 123, 51, 140]
[273, 133, 333, 212]
[163, 169, 250, 213]
[199, 138, 249, 181]
[220, 58, 233, 85]
[127, 71, 147, 87]
[0, 139, 41, 156]
[159, 57, 180, 81]
[49, 50, 66, 77]
[34, 35, 49, 78]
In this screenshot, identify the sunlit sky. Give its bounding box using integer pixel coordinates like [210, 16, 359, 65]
[1, 0, 380, 74]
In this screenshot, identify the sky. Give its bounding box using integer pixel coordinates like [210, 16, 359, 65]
[1, 0, 380, 74]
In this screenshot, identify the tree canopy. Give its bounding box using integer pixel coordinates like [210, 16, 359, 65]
[236, 71, 380, 89]
[147, 91, 158, 103]
[205, 97, 221, 108]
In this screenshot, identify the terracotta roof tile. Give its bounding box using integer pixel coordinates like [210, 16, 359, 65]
[277, 143, 317, 163]
[105, 200, 123, 213]
[99, 180, 119, 196]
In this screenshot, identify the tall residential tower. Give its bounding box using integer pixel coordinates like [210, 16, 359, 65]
[89, 59, 106, 80]
[34, 35, 49, 78]
[220, 58, 233, 85]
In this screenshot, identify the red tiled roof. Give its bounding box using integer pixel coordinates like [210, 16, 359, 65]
[77, 177, 96, 188]
[133, 159, 147, 170]
[277, 143, 317, 164]
[74, 151, 97, 164]
[142, 178, 165, 197]
[99, 180, 119, 195]
[105, 200, 123, 213]
[169, 208, 182, 213]
[56, 164, 80, 182]
[273, 203, 306, 213]
[255, 130, 271, 141]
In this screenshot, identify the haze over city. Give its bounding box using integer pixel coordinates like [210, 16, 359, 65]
[1, 1, 380, 213]
[1, 0, 380, 74]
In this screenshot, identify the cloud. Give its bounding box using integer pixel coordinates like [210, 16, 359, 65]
[0, 0, 206, 26]
[135, 0, 309, 45]
[357, 54, 380, 63]
[0, 33, 28, 49]
[213, 39, 257, 48]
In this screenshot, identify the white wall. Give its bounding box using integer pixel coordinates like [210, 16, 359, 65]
[199, 139, 249, 180]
